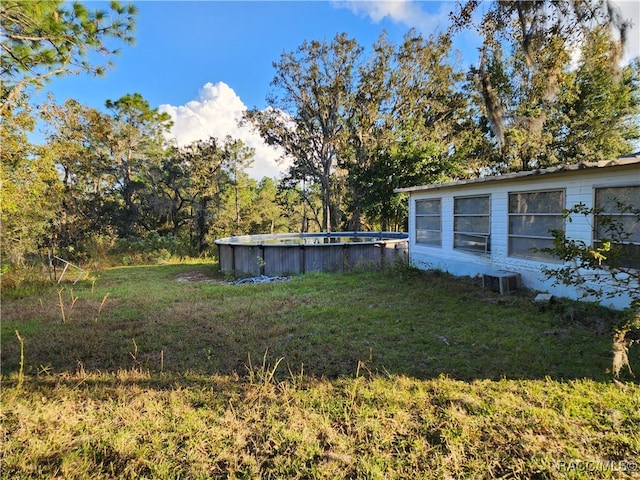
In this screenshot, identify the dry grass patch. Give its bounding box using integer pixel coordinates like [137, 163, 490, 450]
[2, 263, 639, 478]
[2, 372, 639, 479]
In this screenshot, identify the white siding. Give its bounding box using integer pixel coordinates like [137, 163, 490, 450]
[407, 164, 640, 309]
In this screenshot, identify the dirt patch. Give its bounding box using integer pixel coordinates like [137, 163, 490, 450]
[175, 271, 226, 284]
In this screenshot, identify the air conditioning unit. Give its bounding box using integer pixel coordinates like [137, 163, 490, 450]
[482, 271, 521, 295]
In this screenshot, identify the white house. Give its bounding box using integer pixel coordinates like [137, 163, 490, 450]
[395, 155, 640, 309]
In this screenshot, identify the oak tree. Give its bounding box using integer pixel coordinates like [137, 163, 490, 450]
[452, 0, 638, 171]
[245, 33, 362, 232]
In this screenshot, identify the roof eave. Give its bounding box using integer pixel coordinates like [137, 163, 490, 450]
[394, 156, 640, 194]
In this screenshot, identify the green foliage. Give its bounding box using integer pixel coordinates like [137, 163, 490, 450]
[102, 93, 173, 237]
[111, 231, 185, 265]
[539, 202, 640, 377]
[248, 31, 473, 232]
[215, 137, 258, 236]
[178, 136, 231, 253]
[2, 265, 634, 379]
[554, 30, 640, 162]
[344, 31, 469, 231]
[248, 177, 293, 234]
[38, 98, 301, 263]
[1, 266, 638, 477]
[0, 0, 137, 113]
[0, 264, 54, 300]
[36, 93, 173, 257]
[246, 33, 362, 231]
[0, 106, 63, 265]
[452, 0, 640, 171]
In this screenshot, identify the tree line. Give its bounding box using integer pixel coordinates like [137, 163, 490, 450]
[4, 91, 297, 264]
[1, 0, 639, 266]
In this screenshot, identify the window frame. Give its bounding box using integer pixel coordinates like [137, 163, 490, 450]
[415, 198, 442, 247]
[593, 185, 640, 269]
[453, 194, 491, 254]
[508, 189, 565, 261]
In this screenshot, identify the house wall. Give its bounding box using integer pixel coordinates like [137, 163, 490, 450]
[407, 165, 639, 309]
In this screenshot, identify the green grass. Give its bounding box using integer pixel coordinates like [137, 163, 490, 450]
[2, 263, 639, 478]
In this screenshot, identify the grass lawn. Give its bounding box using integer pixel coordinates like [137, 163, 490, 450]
[2, 263, 639, 478]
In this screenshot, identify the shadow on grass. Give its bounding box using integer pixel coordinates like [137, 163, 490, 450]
[1, 264, 637, 385]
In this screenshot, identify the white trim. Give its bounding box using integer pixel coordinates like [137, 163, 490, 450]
[395, 156, 640, 194]
[403, 161, 639, 309]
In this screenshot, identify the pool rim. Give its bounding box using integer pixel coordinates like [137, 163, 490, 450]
[214, 231, 409, 247]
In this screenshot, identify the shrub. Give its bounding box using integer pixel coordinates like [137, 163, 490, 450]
[540, 202, 640, 377]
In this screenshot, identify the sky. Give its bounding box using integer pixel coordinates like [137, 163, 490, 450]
[36, 0, 640, 179]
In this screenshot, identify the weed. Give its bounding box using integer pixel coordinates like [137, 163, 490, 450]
[2, 264, 636, 380]
[1, 263, 639, 478]
[246, 350, 285, 390]
[130, 339, 141, 373]
[14, 330, 24, 390]
[57, 287, 79, 323]
[98, 293, 109, 315]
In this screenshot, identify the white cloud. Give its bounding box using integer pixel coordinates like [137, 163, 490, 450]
[333, 0, 453, 33]
[333, 0, 482, 68]
[159, 82, 290, 180]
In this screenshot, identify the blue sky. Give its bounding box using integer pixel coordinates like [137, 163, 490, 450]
[36, 0, 640, 179]
[44, 1, 464, 109]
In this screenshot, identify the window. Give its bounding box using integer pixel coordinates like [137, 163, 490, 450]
[508, 190, 565, 260]
[454, 195, 491, 253]
[415, 198, 441, 246]
[594, 186, 640, 268]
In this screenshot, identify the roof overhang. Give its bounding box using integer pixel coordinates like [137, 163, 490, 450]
[394, 155, 640, 194]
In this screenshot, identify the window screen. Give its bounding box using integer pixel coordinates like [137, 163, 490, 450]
[453, 195, 490, 253]
[415, 198, 441, 247]
[508, 190, 565, 260]
[594, 186, 640, 268]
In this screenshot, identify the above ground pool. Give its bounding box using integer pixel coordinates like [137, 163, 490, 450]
[215, 232, 408, 276]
